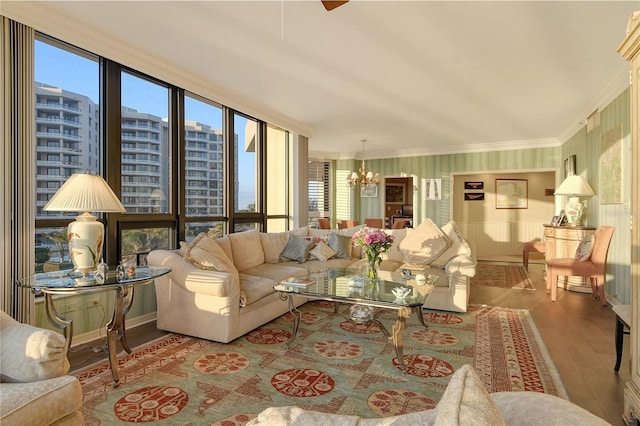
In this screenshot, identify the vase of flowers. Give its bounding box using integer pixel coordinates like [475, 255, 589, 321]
[352, 227, 395, 280]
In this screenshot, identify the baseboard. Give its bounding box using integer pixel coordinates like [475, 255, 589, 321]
[70, 312, 157, 347]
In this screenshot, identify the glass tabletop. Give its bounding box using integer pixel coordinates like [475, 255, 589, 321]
[274, 267, 437, 307]
[17, 266, 171, 291]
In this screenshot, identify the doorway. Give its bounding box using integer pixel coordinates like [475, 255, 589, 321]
[384, 177, 413, 228]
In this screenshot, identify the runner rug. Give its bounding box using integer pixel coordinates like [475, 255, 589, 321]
[72, 303, 565, 425]
[471, 263, 535, 290]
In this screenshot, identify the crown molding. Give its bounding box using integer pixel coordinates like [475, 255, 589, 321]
[310, 137, 561, 161]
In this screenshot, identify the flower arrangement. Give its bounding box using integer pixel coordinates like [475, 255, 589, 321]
[352, 227, 395, 280]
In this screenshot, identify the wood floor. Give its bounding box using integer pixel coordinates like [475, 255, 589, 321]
[69, 258, 630, 425]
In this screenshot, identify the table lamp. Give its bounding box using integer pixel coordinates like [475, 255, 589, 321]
[43, 172, 125, 273]
[554, 175, 595, 226]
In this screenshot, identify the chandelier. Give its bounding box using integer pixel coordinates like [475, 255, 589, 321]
[347, 139, 380, 189]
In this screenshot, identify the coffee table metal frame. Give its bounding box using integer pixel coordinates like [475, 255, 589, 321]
[274, 271, 435, 373]
[18, 266, 171, 387]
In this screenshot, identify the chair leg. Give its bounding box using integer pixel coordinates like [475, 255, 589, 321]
[596, 276, 607, 306]
[589, 277, 598, 299]
[615, 316, 624, 373]
[547, 271, 557, 301]
[523, 250, 529, 270]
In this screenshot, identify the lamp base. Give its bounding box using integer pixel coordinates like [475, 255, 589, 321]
[67, 212, 104, 273]
[564, 196, 585, 226]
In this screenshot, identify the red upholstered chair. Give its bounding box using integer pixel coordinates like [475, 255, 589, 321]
[337, 220, 358, 229]
[318, 218, 331, 229]
[364, 218, 383, 228]
[522, 240, 546, 270]
[392, 219, 406, 229]
[545, 226, 615, 305]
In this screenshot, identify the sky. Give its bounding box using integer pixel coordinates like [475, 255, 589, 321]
[35, 40, 255, 209]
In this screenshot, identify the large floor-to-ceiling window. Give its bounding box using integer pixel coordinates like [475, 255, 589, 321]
[33, 34, 297, 271]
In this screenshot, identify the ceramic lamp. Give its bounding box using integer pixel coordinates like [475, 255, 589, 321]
[555, 175, 595, 226]
[43, 173, 125, 273]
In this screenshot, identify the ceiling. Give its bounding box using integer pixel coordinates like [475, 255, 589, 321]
[4, 1, 638, 160]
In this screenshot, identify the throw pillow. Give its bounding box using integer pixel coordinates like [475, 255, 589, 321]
[398, 218, 451, 267]
[280, 236, 315, 263]
[329, 232, 353, 259]
[430, 221, 472, 268]
[434, 364, 506, 426]
[309, 241, 337, 262]
[575, 234, 595, 262]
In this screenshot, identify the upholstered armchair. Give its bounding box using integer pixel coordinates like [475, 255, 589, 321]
[546, 226, 615, 305]
[0, 309, 84, 425]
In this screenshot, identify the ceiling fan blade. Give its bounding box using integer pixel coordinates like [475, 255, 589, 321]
[322, 1, 349, 11]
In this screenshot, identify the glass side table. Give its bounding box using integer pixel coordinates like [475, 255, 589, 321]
[17, 266, 171, 387]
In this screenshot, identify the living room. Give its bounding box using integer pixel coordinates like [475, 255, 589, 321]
[1, 2, 639, 425]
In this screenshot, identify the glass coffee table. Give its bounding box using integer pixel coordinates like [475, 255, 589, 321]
[274, 267, 437, 373]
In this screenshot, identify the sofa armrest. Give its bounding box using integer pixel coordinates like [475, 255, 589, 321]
[445, 254, 477, 278]
[147, 249, 237, 298]
[0, 310, 70, 383]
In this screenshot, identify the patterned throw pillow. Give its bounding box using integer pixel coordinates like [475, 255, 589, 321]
[309, 241, 337, 262]
[329, 233, 353, 259]
[575, 234, 595, 262]
[279, 236, 315, 263]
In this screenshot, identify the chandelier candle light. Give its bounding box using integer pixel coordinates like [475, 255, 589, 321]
[347, 139, 381, 189]
[554, 174, 595, 226]
[43, 172, 125, 274]
[352, 227, 395, 280]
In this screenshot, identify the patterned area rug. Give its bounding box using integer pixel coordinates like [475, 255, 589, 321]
[72, 303, 564, 425]
[471, 263, 535, 289]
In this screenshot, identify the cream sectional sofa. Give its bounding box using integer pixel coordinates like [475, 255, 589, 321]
[147, 220, 476, 343]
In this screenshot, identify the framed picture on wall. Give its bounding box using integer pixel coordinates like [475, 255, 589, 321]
[385, 183, 405, 203]
[464, 181, 484, 190]
[564, 155, 576, 178]
[464, 193, 484, 201]
[495, 179, 528, 209]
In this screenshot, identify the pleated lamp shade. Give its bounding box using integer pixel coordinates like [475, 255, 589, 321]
[44, 173, 125, 273]
[44, 172, 125, 213]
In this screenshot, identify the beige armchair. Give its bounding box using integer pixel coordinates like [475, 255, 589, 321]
[0, 309, 84, 425]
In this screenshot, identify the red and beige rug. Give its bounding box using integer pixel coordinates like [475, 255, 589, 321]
[471, 263, 535, 290]
[72, 303, 565, 425]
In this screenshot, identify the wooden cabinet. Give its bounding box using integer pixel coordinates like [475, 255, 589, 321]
[618, 10, 640, 424]
[543, 224, 595, 293]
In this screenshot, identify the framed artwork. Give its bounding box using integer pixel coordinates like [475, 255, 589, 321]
[361, 183, 378, 198]
[423, 178, 442, 200]
[385, 183, 405, 203]
[600, 124, 623, 204]
[495, 179, 528, 209]
[464, 193, 484, 201]
[564, 155, 576, 178]
[464, 181, 484, 190]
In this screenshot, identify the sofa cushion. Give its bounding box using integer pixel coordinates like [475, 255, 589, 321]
[430, 221, 472, 268]
[399, 219, 451, 267]
[260, 231, 293, 263]
[280, 236, 315, 263]
[229, 229, 265, 271]
[309, 241, 336, 262]
[214, 234, 234, 264]
[0, 376, 83, 426]
[329, 232, 353, 259]
[434, 364, 505, 426]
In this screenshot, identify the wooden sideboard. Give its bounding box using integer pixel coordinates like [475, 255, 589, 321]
[543, 224, 596, 293]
